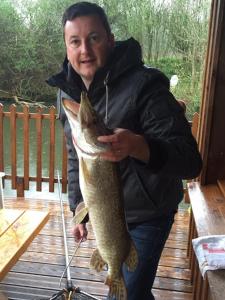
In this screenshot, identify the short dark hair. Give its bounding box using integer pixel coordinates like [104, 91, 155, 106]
[62, 2, 111, 36]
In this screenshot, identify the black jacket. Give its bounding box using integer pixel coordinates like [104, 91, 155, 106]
[47, 38, 202, 223]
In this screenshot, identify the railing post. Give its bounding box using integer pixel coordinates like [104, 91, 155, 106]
[23, 105, 30, 190]
[0, 104, 4, 174]
[36, 106, 43, 191]
[10, 104, 17, 189]
[0, 172, 5, 209]
[16, 176, 24, 197]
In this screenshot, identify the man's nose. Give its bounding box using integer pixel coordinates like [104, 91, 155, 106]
[80, 40, 90, 53]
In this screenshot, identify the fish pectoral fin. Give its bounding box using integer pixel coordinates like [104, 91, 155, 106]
[90, 249, 106, 272]
[72, 206, 89, 225]
[105, 276, 127, 300]
[124, 241, 138, 272]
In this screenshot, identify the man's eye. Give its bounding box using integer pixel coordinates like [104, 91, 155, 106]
[89, 34, 100, 43]
[71, 39, 80, 47]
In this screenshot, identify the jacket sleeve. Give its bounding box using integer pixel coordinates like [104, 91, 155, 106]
[57, 90, 83, 213]
[135, 72, 202, 179]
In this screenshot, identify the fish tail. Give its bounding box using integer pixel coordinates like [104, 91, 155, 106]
[124, 241, 138, 272]
[90, 248, 106, 272]
[105, 276, 127, 300]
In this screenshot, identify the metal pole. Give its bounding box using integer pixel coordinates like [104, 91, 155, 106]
[57, 171, 73, 290]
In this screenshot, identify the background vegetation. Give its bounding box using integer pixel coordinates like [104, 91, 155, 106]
[0, 0, 210, 118]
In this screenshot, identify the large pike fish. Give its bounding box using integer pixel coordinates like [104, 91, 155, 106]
[62, 92, 138, 300]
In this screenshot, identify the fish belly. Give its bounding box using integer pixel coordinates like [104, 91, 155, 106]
[79, 157, 131, 275]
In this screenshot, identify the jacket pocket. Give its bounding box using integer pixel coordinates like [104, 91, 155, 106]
[129, 159, 157, 211]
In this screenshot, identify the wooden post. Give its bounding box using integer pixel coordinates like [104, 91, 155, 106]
[16, 176, 24, 197]
[187, 207, 193, 259]
[0, 104, 4, 174]
[0, 172, 5, 209]
[10, 104, 17, 189]
[36, 106, 42, 191]
[23, 105, 30, 190]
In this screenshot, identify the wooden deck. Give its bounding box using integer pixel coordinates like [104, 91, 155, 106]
[0, 197, 193, 300]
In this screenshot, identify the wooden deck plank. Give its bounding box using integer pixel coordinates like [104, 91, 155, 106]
[36, 226, 189, 243]
[1, 272, 192, 298]
[9, 261, 107, 284]
[152, 288, 192, 300]
[0, 283, 192, 300]
[0, 284, 61, 300]
[157, 264, 190, 281]
[153, 276, 192, 293]
[0, 285, 106, 300]
[162, 247, 188, 259]
[1, 271, 108, 296]
[23, 244, 190, 269]
[18, 250, 190, 276]
[31, 233, 189, 254]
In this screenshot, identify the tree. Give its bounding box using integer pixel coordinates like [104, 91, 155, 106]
[0, 0, 27, 94]
[0, 0, 210, 110]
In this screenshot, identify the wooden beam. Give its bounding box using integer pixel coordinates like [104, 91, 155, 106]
[198, 0, 225, 184]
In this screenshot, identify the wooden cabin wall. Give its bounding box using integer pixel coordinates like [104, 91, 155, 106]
[208, 19, 225, 182]
[198, 0, 225, 184]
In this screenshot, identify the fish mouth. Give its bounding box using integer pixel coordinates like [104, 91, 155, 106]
[62, 99, 80, 119]
[72, 136, 100, 157]
[62, 97, 104, 157]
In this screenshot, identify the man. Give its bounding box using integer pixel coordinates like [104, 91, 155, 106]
[47, 2, 202, 299]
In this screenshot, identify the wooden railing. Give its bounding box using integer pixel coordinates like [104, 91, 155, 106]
[0, 103, 198, 197]
[0, 104, 68, 195]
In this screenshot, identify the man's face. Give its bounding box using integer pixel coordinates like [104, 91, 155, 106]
[64, 15, 114, 89]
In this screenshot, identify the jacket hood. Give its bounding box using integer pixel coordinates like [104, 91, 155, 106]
[47, 38, 143, 93]
[107, 37, 143, 83]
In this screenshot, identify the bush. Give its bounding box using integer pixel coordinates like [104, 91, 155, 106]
[148, 57, 202, 120]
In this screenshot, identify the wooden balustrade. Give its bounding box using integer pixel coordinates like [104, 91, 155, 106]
[0, 103, 68, 194]
[0, 103, 196, 197]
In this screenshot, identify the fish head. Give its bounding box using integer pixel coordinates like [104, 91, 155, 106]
[62, 92, 111, 158]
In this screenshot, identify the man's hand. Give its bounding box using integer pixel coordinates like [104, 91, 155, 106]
[72, 223, 88, 243]
[98, 128, 150, 162]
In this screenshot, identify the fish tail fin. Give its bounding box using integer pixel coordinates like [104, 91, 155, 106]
[90, 248, 106, 272]
[124, 241, 138, 272]
[105, 276, 127, 300]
